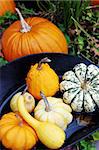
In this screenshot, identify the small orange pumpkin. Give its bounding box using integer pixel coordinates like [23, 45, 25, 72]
[26, 57, 59, 100]
[2, 8, 68, 61]
[0, 112, 38, 150]
[0, 0, 16, 16]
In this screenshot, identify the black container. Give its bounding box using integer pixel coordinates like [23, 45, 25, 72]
[0, 53, 99, 150]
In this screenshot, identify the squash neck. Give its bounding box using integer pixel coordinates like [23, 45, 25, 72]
[18, 95, 39, 130]
[15, 8, 31, 33]
[40, 91, 51, 112]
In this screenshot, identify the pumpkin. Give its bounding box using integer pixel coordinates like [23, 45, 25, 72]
[60, 63, 99, 112]
[17, 94, 65, 149]
[0, 0, 15, 16]
[26, 57, 59, 100]
[10, 89, 35, 113]
[90, 0, 99, 5]
[0, 112, 38, 150]
[2, 8, 68, 62]
[34, 92, 73, 130]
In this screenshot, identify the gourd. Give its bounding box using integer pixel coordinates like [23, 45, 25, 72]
[0, 112, 38, 150]
[34, 92, 73, 130]
[17, 94, 65, 149]
[10, 89, 35, 113]
[2, 8, 68, 61]
[26, 57, 59, 100]
[60, 63, 99, 112]
[0, 0, 16, 16]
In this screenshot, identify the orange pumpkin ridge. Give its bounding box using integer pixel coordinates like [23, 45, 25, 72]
[0, 112, 38, 150]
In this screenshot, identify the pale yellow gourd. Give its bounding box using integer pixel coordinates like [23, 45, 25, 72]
[34, 92, 73, 130]
[17, 95, 65, 149]
[10, 91, 35, 113]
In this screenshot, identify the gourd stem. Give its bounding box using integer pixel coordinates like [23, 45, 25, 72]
[37, 57, 51, 70]
[40, 91, 51, 112]
[15, 114, 23, 126]
[22, 86, 28, 95]
[15, 8, 31, 33]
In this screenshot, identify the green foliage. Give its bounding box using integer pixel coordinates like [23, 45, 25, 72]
[69, 8, 99, 65]
[0, 11, 18, 35]
[57, 23, 70, 44]
[92, 131, 99, 141]
[0, 57, 8, 67]
[61, 0, 90, 30]
[78, 139, 96, 150]
[0, 11, 18, 25]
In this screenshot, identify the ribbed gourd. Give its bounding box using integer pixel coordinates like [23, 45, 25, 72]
[10, 91, 35, 113]
[26, 57, 59, 100]
[60, 63, 99, 112]
[0, 112, 38, 150]
[34, 92, 73, 130]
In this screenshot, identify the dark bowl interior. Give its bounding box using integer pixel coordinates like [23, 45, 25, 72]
[0, 53, 99, 150]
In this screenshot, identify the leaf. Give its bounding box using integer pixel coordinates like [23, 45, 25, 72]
[92, 131, 99, 141]
[0, 57, 8, 67]
[58, 23, 65, 32]
[79, 140, 96, 150]
[65, 34, 70, 44]
[78, 36, 84, 50]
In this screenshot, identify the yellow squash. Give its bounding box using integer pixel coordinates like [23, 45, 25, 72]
[17, 95, 65, 149]
[34, 92, 73, 130]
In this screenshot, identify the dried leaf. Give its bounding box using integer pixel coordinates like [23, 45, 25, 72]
[76, 115, 94, 126]
[91, 47, 99, 56]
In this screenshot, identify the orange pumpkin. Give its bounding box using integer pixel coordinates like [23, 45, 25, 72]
[0, 112, 38, 150]
[2, 8, 68, 62]
[90, 0, 99, 5]
[0, 0, 16, 16]
[26, 57, 59, 100]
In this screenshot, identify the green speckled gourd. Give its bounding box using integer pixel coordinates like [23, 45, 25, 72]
[60, 63, 99, 112]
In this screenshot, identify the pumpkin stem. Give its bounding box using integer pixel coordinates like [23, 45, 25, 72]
[15, 114, 23, 126]
[15, 8, 31, 33]
[40, 91, 51, 112]
[37, 57, 51, 70]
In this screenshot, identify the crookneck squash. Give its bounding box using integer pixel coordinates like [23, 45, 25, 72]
[0, 112, 38, 150]
[0, 0, 16, 16]
[34, 92, 73, 130]
[26, 57, 59, 99]
[60, 63, 99, 112]
[2, 8, 68, 61]
[17, 95, 65, 149]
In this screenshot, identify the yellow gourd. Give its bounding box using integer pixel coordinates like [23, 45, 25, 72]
[10, 89, 35, 113]
[0, 112, 38, 150]
[34, 92, 73, 130]
[17, 95, 65, 149]
[26, 57, 59, 100]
